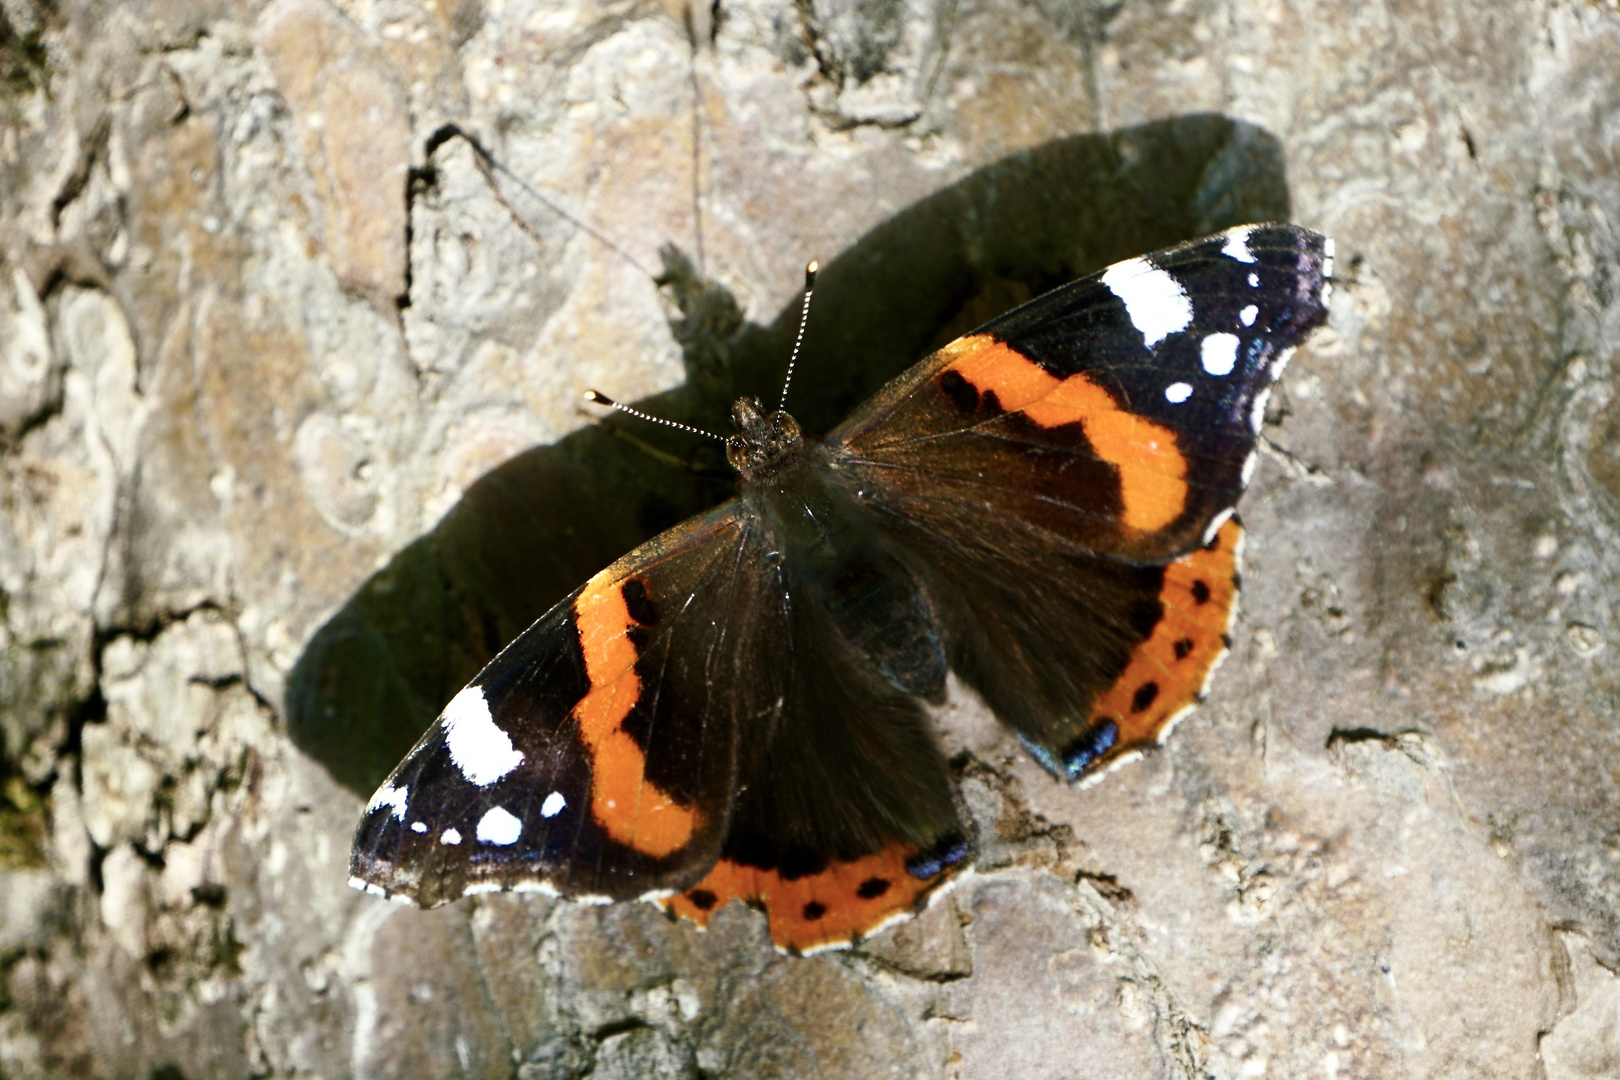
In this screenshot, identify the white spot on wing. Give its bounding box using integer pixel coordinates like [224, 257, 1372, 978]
[540, 791, 566, 818]
[441, 685, 524, 786]
[477, 805, 523, 846]
[1165, 381, 1193, 404]
[1248, 272, 1260, 288]
[462, 882, 502, 896]
[1200, 333, 1240, 376]
[1222, 226, 1257, 263]
[1102, 257, 1193, 347]
[367, 782, 409, 821]
[1241, 450, 1258, 486]
[1240, 304, 1258, 326]
[410, 821, 427, 834]
[441, 828, 463, 845]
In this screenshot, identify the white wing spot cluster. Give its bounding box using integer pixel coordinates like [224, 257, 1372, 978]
[477, 806, 523, 846]
[541, 791, 567, 818]
[1102, 257, 1194, 347]
[1200, 333, 1239, 376]
[367, 782, 409, 821]
[441, 685, 525, 786]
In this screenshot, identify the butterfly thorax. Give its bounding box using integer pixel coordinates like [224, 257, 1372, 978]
[726, 397, 805, 478]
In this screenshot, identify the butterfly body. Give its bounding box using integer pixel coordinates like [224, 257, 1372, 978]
[351, 224, 1334, 954]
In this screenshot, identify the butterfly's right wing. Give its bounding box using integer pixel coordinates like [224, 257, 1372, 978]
[825, 225, 1331, 779]
[350, 503, 758, 906]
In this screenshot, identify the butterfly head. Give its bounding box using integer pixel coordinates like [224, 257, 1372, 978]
[726, 396, 804, 476]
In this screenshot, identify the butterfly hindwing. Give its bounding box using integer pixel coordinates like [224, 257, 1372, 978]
[660, 475, 970, 952]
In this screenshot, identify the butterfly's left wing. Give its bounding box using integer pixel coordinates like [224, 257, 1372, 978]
[350, 493, 970, 953]
[827, 224, 1332, 779]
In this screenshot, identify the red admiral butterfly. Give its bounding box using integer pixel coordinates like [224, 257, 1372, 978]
[350, 223, 1333, 954]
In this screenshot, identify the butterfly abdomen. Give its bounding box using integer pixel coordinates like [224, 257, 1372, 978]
[753, 456, 948, 702]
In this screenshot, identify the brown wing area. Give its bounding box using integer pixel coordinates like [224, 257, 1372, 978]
[661, 841, 961, 955]
[1085, 516, 1243, 775]
[830, 334, 1203, 563]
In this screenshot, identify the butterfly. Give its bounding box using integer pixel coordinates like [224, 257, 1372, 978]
[350, 223, 1334, 955]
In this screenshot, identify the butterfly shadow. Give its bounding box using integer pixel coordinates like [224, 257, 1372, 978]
[286, 112, 1295, 797]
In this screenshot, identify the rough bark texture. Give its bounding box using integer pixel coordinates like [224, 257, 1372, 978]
[1, 0, 1618, 1077]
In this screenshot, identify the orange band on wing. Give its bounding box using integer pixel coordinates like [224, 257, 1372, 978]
[573, 574, 698, 857]
[1088, 517, 1242, 751]
[662, 844, 955, 954]
[941, 335, 1189, 532]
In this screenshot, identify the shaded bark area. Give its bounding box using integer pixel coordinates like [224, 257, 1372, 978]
[1, 0, 1618, 1077]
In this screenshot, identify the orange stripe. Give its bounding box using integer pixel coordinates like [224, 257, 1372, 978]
[662, 845, 948, 953]
[1087, 518, 1241, 747]
[573, 574, 698, 857]
[942, 336, 1189, 532]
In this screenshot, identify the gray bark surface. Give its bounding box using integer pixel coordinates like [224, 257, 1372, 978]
[1, 0, 1618, 1077]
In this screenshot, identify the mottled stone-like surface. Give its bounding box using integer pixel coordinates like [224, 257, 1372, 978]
[1, 0, 1618, 1077]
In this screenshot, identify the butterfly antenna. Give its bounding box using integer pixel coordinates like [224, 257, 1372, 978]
[777, 260, 819, 413]
[583, 390, 727, 442]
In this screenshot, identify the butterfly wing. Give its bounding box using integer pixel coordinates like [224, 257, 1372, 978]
[350, 495, 968, 952]
[350, 503, 755, 905]
[828, 224, 1332, 779]
[656, 480, 969, 955]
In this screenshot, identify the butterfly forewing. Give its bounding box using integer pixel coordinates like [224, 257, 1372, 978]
[829, 224, 1331, 562]
[351, 504, 755, 905]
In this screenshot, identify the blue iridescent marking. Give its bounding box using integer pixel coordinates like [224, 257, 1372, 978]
[904, 835, 969, 880]
[1060, 720, 1120, 779]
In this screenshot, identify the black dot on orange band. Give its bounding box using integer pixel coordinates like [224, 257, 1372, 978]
[687, 889, 717, 911]
[1131, 682, 1160, 713]
[939, 369, 980, 413]
[803, 901, 827, 921]
[857, 877, 891, 900]
[1174, 638, 1194, 660]
[621, 577, 660, 626]
[1191, 580, 1211, 605]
